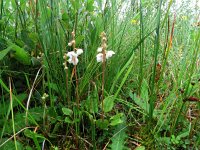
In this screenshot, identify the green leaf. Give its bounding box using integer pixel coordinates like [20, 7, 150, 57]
[48, 107, 58, 123]
[135, 146, 145, 150]
[24, 129, 45, 150]
[110, 116, 127, 150]
[24, 129, 45, 140]
[62, 12, 69, 21]
[62, 108, 73, 116]
[0, 138, 23, 150]
[13, 93, 27, 107]
[75, 35, 84, 46]
[102, 96, 115, 113]
[86, 0, 94, 12]
[0, 46, 12, 60]
[64, 117, 73, 124]
[70, 0, 80, 11]
[8, 41, 31, 65]
[48, 83, 59, 93]
[21, 29, 35, 50]
[177, 131, 189, 139]
[84, 88, 98, 113]
[96, 119, 109, 130]
[129, 91, 149, 114]
[110, 113, 124, 126]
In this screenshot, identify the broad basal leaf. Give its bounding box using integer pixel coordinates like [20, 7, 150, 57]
[102, 96, 115, 113]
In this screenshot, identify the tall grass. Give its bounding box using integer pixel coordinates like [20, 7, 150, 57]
[0, 0, 199, 149]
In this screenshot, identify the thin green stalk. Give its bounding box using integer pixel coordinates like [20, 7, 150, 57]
[139, 0, 144, 94]
[9, 77, 18, 150]
[149, 0, 162, 120]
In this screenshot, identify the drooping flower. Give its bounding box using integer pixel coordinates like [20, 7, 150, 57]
[106, 51, 115, 59]
[66, 49, 83, 66]
[76, 48, 83, 55]
[96, 53, 103, 62]
[96, 48, 115, 63]
[67, 51, 78, 65]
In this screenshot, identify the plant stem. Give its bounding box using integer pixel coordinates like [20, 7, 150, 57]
[9, 77, 18, 150]
[149, 0, 162, 121]
[139, 0, 144, 94]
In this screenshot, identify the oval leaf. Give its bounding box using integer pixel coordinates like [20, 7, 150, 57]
[102, 96, 114, 113]
[62, 108, 73, 116]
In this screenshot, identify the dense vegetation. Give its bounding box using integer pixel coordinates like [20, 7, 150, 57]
[0, 0, 199, 149]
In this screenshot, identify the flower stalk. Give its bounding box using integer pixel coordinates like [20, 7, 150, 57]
[63, 30, 83, 107]
[101, 32, 106, 120]
[96, 32, 115, 120]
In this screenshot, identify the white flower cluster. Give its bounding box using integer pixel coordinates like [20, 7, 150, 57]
[96, 47, 115, 63]
[66, 49, 83, 65]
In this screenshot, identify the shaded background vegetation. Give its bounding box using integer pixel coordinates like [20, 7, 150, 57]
[0, 0, 200, 149]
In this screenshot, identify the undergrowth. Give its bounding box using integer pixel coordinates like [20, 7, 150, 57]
[0, 0, 200, 149]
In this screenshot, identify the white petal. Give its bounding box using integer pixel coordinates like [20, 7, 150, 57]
[68, 56, 79, 65]
[97, 47, 103, 52]
[67, 51, 78, 58]
[72, 57, 79, 65]
[67, 51, 75, 57]
[76, 49, 83, 55]
[106, 50, 115, 59]
[67, 51, 79, 65]
[68, 58, 73, 64]
[68, 42, 72, 46]
[96, 53, 103, 62]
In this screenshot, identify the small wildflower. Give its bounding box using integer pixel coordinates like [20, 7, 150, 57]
[97, 47, 103, 52]
[106, 51, 115, 59]
[76, 48, 83, 55]
[96, 50, 115, 62]
[66, 49, 83, 66]
[96, 32, 115, 63]
[64, 31, 83, 67]
[41, 93, 49, 100]
[67, 51, 79, 65]
[96, 53, 103, 62]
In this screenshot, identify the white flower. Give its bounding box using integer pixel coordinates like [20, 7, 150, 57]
[67, 51, 79, 65]
[76, 49, 83, 55]
[96, 53, 103, 62]
[66, 49, 83, 65]
[96, 50, 115, 63]
[106, 50, 115, 59]
[97, 47, 103, 52]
